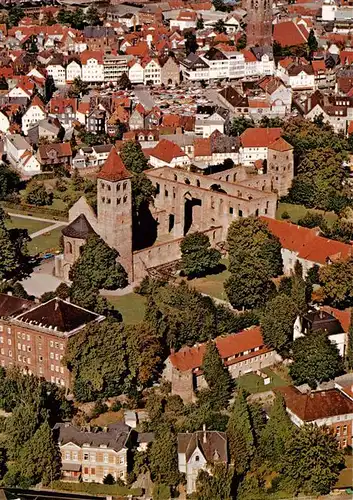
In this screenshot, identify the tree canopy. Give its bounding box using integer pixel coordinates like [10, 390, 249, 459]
[180, 232, 221, 278]
[260, 294, 297, 356]
[319, 257, 353, 309]
[201, 341, 232, 409]
[290, 330, 344, 388]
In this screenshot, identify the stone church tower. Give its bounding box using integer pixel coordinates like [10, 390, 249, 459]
[97, 148, 134, 281]
[244, 0, 273, 47]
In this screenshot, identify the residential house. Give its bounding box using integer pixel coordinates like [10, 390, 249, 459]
[72, 145, 113, 170]
[66, 60, 82, 83]
[81, 51, 104, 83]
[178, 429, 228, 494]
[17, 150, 41, 176]
[261, 217, 353, 277]
[0, 294, 104, 388]
[258, 76, 292, 114]
[170, 10, 197, 31]
[305, 91, 353, 134]
[273, 20, 309, 48]
[87, 108, 106, 134]
[83, 26, 116, 52]
[163, 326, 281, 403]
[129, 105, 145, 130]
[54, 422, 131, 482]
[293, 308, 348, 358]
[103, 54, 133, 83]
[277, 385, 353, 448]
[46, 59, 66, 86]
[49, 98, 78, 129]
[5, 133, 32, 167]
[144, 107, 161, 129]
[0, 110, 10, 133]
[143, 58, 161, 86]
[193, 129, 239, 164]
[21, 95, 47, 135]
[239, 127, 282, 165]
[27, 117, 63, 146]
[195, 107, 228, 138]
[37, 142, 73, 169]
[128, 60, 144, 84]
[149, 139, 191, 168]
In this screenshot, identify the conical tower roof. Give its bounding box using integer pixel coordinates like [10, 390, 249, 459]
[62, 214, 96, 239]
[97, 147, 132, 182]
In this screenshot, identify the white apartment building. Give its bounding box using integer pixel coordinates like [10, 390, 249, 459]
[103, 55, 132, 83]
[21, 97, 47, 135]
[81, 53, 104, 83]
[129, 61, 144, 84]
[143, 59, 161, 86]
[66, 60, 82, 83]
[46, 63, 66, 86]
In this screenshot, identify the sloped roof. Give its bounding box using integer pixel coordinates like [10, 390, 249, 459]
[0, 293, 33, 318]
[178, 431, 228, 463]
[62, 214, 96, 240]
[97, 147, 132, 182]
[240, 127, 282, 148]
[15, 298, 100, 333]
[169, 326, 267, 372]
[268, 137, 293, 152]
[273, 21, 308, 47]
[277, 386, 353, 421]
[150, 139, 187, 163]
[55, 422, 130, 452]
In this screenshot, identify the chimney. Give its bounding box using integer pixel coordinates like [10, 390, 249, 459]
[203, 424, 206, 443]
[7, 291, 12, 296]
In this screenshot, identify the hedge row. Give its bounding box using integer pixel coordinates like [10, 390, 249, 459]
[1, 201, 68, 220]
[50, 480, 142, 497]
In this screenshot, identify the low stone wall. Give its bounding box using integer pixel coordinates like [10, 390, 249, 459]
[132, 226, 223, 282]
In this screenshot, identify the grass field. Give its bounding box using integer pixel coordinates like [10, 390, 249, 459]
[27, 227, 63, 256]
[276, 202, 338, 226]
[184, 259, 230, 300]
[6, 216, 52, 234]
[105, 293, 146, 324]
[236, 367, 290, 394]
[336, 455, 353, 490]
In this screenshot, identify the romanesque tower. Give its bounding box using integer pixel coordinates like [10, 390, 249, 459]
[244, 0, 273, 47]
[97, 148, 134, 281]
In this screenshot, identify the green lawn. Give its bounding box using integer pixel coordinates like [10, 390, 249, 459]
[6, 216, 52, 234]
[105, 293, 146, 324]
[335, 455, 353, 490]
[276, 202, 338, 226]
[27, 227, 63, 256]
[236, 367, 290, 394]
[184, 259, 230, 300]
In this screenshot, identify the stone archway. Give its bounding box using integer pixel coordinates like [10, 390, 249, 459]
[183, 191, 202, 235]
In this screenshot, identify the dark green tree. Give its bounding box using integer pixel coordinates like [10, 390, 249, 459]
[236, 34, 247, 50]
[0, 163, 20, 200]
[260, 294, 297, 356]
[229, 116, 254, 137]
[180, 232, 221, 278]
[103, 473, 116, 484]
[149, 426, 180, 489]
[196, 15, 204, 29]
[227, 217, 283, 277]
[282, 424, 344, 495]
[44, 75, 56, 103]
[291, 262, 308, 317]
[307, 29, 318, 53]
[227, 390, 254, 474]
[297, 211, 327, 231]
[120, 140, 148, 173]
[201, 341, 232, 409]
[184, 31, 198, 55]
[214, 19, 226, 33]
[68, 77, 89, 98]
[290, 330, 344, 388]
[259, 394, 293, 469]
[195, 464, 235, 500]
[25, 182, 52, 206]
[259, 116, 284, 128]
[0, 210, 19, 281]
[28, 39, 38, 54]
[18, 420, 61, 486]
[224, 254, 276, 310]
[85, 5, 101, 25]
[118, 72, 131, 90]
[319, 257, 353, 308]
[69, 234, 128, 292]
[7, 6, 24, 28]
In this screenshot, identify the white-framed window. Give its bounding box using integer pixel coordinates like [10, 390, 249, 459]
[26, 334, 30, 341]
[83, 453, 89, 461]
[50, 352, 54, 359]
[7, 339, 11, 345]
[50, 364, 54, 371]
[50, 341, 54, 347]
[103, 453, 108, 463]
[72, 452, 78, 461]
[65, 452, 70, 460]
[7, 327, 11, 335]
[119, 456, 124, 464]
[0, 337, 3, 344]
[90, 453, 96, 462]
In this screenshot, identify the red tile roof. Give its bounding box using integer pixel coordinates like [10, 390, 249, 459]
[268, 137, 293, 152]
[261, 217, 353, 265]
[169, 326, 271, 372]
[80, 50, 104, 65]
[194, 137, 211, 157]
[277, 386, 353, 421]
[49, 97, 77, 114]
[273, 21, 308, 47]
[97, 147, 132, 182]
[150, 139, 187, 163]
[240, 127, 282, 148]
[30, 95, 45, 112]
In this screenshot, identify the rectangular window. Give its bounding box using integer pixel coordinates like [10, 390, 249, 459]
[84, 453, 89, 461]
[72, 452, 78, 461]
[7, 328, 10, 335]
[65, 452, 70, 460]
[51, 364, 54, 371]
[0, 337, 3, 344]
[26, 334, 30, 341]
[103, 453, 108, 463]
[50, 341, 54, 347]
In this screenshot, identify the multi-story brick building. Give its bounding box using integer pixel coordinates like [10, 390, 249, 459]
[0, 293, 104, 389]
[277, 385, 353, 448]
[54, 422, 131, 482]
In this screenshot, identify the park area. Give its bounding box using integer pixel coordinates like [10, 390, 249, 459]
[276, 202, 338, 226]
[105, 293, 146, 324]
[236, 366, 291, 394]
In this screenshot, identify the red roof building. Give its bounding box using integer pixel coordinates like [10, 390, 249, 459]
[273, 21, 308, 47]
[149, 139, 190, 168]
[277, 385, 353, 447]
[240, 127, 282, 148]
[97, 147, 132, 182]
[163, 327, 281, 402]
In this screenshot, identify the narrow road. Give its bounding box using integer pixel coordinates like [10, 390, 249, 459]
[8, 212, 69, 224]
[29, 221, 67, 239]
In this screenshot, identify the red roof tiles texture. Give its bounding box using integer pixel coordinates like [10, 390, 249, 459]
[240, 128, 282, 148]
[150, 139, 187, 163]
[98, 147, 132, 182]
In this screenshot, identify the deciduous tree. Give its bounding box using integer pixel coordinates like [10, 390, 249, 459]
[282, 424, 344, 495]
[261, 294, 297, 356]
[180, 232, 221, 278]
[290, 330, 344, 388]
[196, 464, 235, 500]
[25, 182, 52, 206]
[319, 257, 353, 308]
[346, 310, 353, 370]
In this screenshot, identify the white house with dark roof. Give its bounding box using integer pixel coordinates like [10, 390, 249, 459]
[178, 428, 228, 494]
